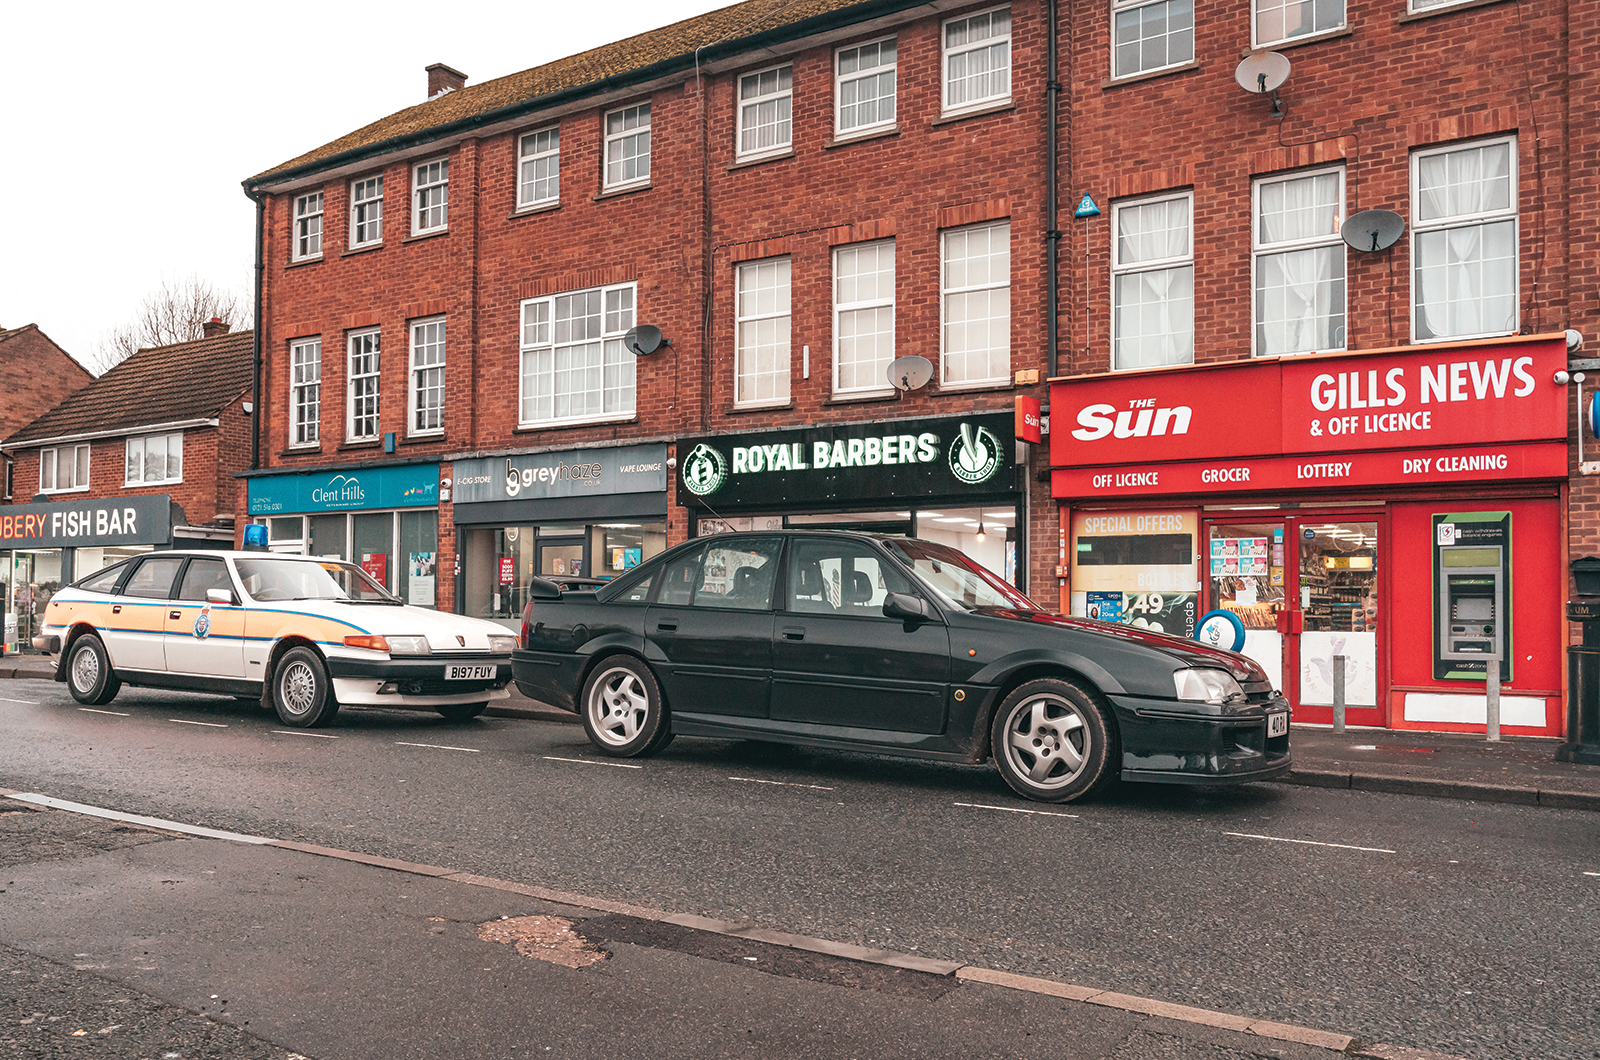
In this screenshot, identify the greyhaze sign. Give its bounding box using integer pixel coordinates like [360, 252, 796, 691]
[452, 444, 669, 505]
[677, 414, 1013, 508]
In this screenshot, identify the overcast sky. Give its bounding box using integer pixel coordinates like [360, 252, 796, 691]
[0, 0, 732, 371]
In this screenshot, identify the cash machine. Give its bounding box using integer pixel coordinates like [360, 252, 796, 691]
[1433, 512, 1511, 682]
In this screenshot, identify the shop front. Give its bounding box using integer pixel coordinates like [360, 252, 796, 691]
[2, 494, 176, 653]
[1050, 335, 1570, 736]
[246, 463, 442, 607]
[676, 412, 1027, 587]
[452, 444, 670, 629]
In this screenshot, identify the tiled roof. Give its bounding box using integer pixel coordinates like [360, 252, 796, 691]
[4, 330, 255, 446]
[248, 0, 898, 184]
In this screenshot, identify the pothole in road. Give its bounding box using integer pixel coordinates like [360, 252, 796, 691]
[477, 915, 609, 968]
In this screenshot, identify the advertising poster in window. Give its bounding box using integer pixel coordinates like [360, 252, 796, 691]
[409, 552, 436, 607]
[1070, 510, 1199, 638]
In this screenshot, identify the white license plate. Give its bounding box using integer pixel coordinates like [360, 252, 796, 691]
[445, 664, 497, 681]
[1267, 711, 1289, 737]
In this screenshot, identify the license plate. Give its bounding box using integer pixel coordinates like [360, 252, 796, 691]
[445, 664, 497, 681]
[1267, 711, 1289, 737]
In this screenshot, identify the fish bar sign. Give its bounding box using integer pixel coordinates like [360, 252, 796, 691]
[0, 495, 173, 548]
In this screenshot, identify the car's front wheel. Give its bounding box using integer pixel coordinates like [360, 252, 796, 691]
[272, 646, 339, 728]
[581, 656, 668, 757]
[990, 678, 1117, 803]
[66, 634, 121, 706]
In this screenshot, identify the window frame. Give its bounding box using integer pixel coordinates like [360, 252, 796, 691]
[602, 102, 652, 192]
[411, 157, 450, 235]
[293, 190, 324, 261]
[2, 456, 11, 501]
[1110, 189, 1195, 371]
[942, 5, 1012, 116]
[1251, 165, 1347, 357]
[1409, 134, 1519, 344]
[289, 337, 322, 448]
[347, 327, 382, 442]
[832, 238, 897, 398]
[517, 126, 561, 209]
[124, 432, 183, 487]
[835, 36, 898, 138]
[940, 220, 1012, 389]
[349, 175, 383, 248]
[1110, 0, 1196, 80]
[1407, 0, 1475, 13]
[408, 316, 447, 437]
[734, 256, 792, 409]
[517, 282, 639, 428]
[39, 444, 91, 494]
[736, 64, 794, 162]
[1252, 0, 1346, 49]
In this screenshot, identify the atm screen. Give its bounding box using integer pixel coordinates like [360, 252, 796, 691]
[1452, 597, 1493, 621]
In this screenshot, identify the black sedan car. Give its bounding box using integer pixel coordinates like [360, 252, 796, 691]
[512, 531, 1290, 802]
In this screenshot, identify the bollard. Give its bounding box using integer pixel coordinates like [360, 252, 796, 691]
[1486, 653, 1501, 742]
[1332, 654, 1346, 733]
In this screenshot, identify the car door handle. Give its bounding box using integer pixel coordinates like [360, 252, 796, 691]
[169, 610, 182, 620]
[656, 620, 678, 632]
[781, 626, 805, 640]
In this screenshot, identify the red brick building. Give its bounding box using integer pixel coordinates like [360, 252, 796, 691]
[0, 323, 93, 503]
[242, 0, 1055, 628]
[1048, 0, 1596, 737]
[0, 324, 254, 652]
[239, 0, 1595, 736]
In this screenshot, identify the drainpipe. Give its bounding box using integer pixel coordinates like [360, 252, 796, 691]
[246, 187, 266, 471]
[1045, 0, 1060, 380]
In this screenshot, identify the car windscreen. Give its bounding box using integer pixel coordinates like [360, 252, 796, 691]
[235, 557, 400, 603]
[884, 539, 1039, 612]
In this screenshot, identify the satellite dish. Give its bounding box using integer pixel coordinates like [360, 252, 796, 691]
[1341, 209, 1406, 253]
[1234, 51, 1290, 95]
[624, 324, 668, 356]
[888, 355, 934, 392]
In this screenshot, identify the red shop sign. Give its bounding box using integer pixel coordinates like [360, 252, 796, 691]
[499, 557, 516, 585]
[1049, 335, 1568, 471]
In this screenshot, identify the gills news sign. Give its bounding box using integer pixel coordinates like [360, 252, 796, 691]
[676, 413, 1014, 508]
[0, 494, 174, 548]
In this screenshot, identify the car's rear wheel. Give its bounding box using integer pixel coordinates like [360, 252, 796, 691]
[435, 701, 488, 721]
[66, 634, 120, 706]
[272, 646, 339, 728]
[990, 678, 1117, 803]
[581, 656, 667, 757]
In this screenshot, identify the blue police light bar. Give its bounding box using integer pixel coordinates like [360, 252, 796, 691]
[242, 523, 269, 551]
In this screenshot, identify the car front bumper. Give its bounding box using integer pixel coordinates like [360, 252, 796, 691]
[326, 655, 513, 706]
[1109, 694, 1293, 784]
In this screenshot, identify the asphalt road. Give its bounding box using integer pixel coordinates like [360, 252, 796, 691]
[3, 678, 1598, 1060]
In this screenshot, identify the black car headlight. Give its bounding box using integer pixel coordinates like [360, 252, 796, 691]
[1173, 668, 1246, 705]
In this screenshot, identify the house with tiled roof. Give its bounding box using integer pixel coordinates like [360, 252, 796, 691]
[241, 0, 1052, 619]
[0, 320, 256, 650]
[0, 323, 93, 503]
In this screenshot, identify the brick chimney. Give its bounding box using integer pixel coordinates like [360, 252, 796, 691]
[202, 317, 229, 339]
[427, 63, 467, 99]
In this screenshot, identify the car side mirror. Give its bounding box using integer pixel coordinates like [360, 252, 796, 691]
[528, 576, 564, 601]
[882, 592, 932, 626]
[206, 587, 237, 606]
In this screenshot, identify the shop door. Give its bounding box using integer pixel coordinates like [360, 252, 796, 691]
[1205, 516, 1383, 724]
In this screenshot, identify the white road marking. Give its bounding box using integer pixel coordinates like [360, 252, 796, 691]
[1585, 871, 1599, 877]
[5, 794, 271, 844]
[396, 741, 480, 753]
[169, 719, 228, 728]
[0, 696, 41, 705]
[271, 730, 338, 739]
[543, 755, 642, 769]
[1225, 831, 1395, 854]
[728, 776, 835, 790]
[956, 802, 1080, 819]
[77, 708, 130, 716]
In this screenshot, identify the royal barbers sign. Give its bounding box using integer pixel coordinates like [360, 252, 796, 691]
[676, 413, 1015, 509]
[0, 494, 174, 548]
[452, 444, 668, 505]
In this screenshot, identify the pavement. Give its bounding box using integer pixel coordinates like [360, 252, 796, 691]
[5, 648, 1600, 813]
[12, 646, 1600, 813]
